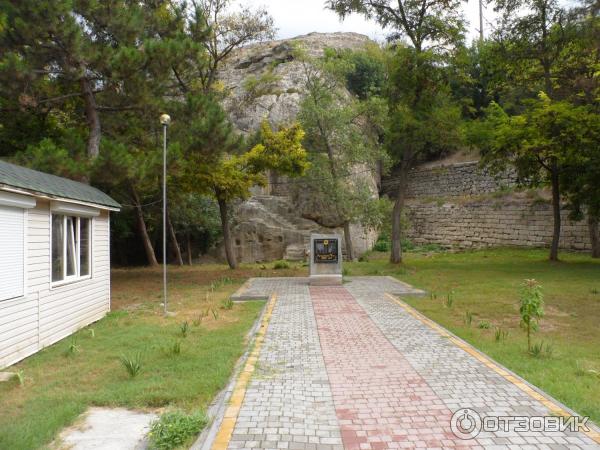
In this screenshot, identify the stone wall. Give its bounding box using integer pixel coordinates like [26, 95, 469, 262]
[383, 161, 592, 251]
[381, 161, 516, 199]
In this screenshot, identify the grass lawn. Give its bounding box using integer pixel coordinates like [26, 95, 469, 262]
[0, 264, 302, 450]
[346, 248, 600, 424]
[1, 249, 598, 449]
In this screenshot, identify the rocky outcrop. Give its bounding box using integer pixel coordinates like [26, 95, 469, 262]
[227, 195, 377, 263]
[219, 32, 372, 133]
[215, 32, 379, 263]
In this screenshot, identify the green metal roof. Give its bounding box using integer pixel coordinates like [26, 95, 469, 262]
[0, 160, 120, 209]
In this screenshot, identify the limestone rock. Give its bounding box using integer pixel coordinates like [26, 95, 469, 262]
[215, 32, 380, 263]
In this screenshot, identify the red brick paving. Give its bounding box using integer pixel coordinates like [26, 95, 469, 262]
[311, 286, 476, 450]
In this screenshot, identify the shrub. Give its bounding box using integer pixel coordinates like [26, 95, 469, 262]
[273, 261, 290, 270]
[149, 410, 208, 450]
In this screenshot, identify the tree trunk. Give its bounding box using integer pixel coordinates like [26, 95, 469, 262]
[187, 231, 193, 265]
[588, 215, 600, 259]
[343, 221, 354, 262]
[167, 211, 183, 266]
[80, 76, 101, 160]
[131, 186, 158, 267]
[390, 163, 409, 264]
[217, 197, 237, 269]
[549, 166, 561, 261]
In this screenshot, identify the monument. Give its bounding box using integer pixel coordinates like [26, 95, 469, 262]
[309, 233, 343, 286]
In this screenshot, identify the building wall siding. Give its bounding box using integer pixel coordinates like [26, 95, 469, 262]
[0, 200, 111, 369]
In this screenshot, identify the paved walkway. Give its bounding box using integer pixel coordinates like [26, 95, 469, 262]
[211, 277, 600, 450]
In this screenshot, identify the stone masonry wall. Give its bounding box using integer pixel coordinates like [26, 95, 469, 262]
[383, 161, 592, 251]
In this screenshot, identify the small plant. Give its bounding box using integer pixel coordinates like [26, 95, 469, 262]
[14, 370, 25, 387]
[64, 337, 80, 357]
[478, 321, 491, 329]
[575, 360, 600, 378]
[168, 341, 182, 356]
[445, 291, 454, 308]
[193, 309, 209, 327]
[221, 297, 234, 310]
[273, 261, 290, 270]
[430, 292, 437, 300]
[342, 267, 350, 276]
[179, 321, 189, 338]
[120, 352, 143, 378]
[519, 279, 544, 352]
[464, 311, 473, 327]
[211, 308, 219, 320]
[149, 410, 208, 450]
[494, 327, 509, 343]
[591, 288, 598, 295]
[530, 341, 553, 358]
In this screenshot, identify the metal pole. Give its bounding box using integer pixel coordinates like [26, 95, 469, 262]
[479, 0, 484, 42]
[163, 123, 167, 315]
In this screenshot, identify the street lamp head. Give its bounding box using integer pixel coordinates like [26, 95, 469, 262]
[159, 114, 171, 126]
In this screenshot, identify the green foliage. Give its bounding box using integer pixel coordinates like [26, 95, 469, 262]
[179, 322, 189, 338]
[221, 298, 234, 310]
[167, 341, 182, 357]
[120, 352, 143, 378]
[530, 341, 553, 358]
[478, 321, 491, 329]
[465, 311, 474, 327]
[149, 410, 208, 450]
[445, 291, 454, 308]
[64, 338, 80, 357]
[519, 279, 544, 352]
[273, 261, 290, 270]
[495, 328, 509, 343]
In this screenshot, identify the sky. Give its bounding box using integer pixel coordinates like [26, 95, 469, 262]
[234, 0, 499, 44]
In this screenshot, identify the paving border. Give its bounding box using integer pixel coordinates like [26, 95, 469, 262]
[385, 292, 600, 445]
[191, 295, 274, 450]
[204, 293, 277, 450]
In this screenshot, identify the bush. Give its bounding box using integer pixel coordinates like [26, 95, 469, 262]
[149, 411, 208, 450]
[273, 261, 290, 270]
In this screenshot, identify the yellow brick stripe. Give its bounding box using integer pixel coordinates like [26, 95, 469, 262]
[384, 293, 600, 445]
[211, 294, 277, 450]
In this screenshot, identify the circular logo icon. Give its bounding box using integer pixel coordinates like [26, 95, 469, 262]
[450, 408, 482, 440]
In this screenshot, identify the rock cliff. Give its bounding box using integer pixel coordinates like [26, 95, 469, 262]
[217, 32, 378, 263]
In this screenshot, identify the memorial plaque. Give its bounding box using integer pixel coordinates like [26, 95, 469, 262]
[313, 238, 339, 263]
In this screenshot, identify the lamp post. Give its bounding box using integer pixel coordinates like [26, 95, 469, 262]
[160, 113, 171, 315]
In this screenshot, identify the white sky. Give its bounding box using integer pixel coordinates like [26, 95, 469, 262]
[235, 0, 499, 45]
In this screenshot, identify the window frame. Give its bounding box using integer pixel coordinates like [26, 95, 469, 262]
[51, 214, 92, 287]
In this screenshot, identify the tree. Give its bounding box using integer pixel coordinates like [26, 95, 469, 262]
[195, 0, 275, 90]
[297, 48, 387, 261]
[191, 122, 309, 269]
[519, 279, 544, 353]
[492, 0, 570, 102]
[481, 93, 600, 261]
[327, 0, 465, 263]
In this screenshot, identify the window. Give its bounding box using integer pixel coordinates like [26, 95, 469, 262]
[0, 205, 25, 300]
[52, 215, 91, 283]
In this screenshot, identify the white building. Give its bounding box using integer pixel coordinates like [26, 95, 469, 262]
[0, 160, 120, 369]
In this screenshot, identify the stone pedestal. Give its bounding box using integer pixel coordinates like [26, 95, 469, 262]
[309, 234, 343, 286]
